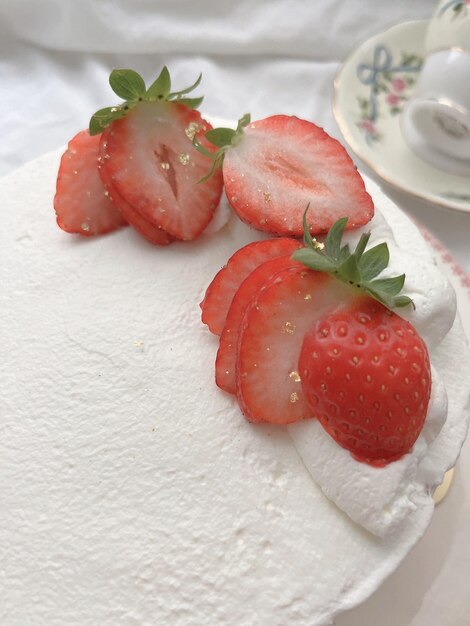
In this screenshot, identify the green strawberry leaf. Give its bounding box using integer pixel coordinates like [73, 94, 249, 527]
[89, 107, 116, 135]
[90, 66, 204, 134]
[89, 105, 130, 136]
[301, 205, 316, 248]
[368, 274, 405, 297]
[325, 217, 348, 260]
[109, 69, 146, 101]
[197, 152, 225, 184]
[192, 136, 214, 158]
[205, 128, 236, 148]
[359, 242, 389, 280]
[338, 253, 361, 284]
[364, 286, 392, 308]
[174, 96, 204, 109]
[353, 232, 371, 261]
[292, 248, 336, 272]
[236, 113, 251, 132]
[338, 244, 351, 263]
[146, 66, 171, 100]
[194, 113, 251, 179]
[393, 295, 415, 308]
[293, 209, 414, 311]
[169, 72, 202, 98]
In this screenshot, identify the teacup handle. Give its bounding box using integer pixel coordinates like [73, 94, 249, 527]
[401, 49, 470, 171]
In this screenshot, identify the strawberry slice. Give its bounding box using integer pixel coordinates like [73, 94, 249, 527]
[200, 115, 374, 236]
[216, 254, 303, 394]
[99, 162, 174, 246]
[299, 298, 431, 466]
[100, 102, 223, 241]
[201, 237, 302, 335]
[54, 129, 128, 236]
[237, 267, 351, 424]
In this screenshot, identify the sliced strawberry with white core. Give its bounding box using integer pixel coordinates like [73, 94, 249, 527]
[201, 237, 302, 335]
[99, 161, 174, 246]
[216, 255, 303, 394]
[100, 102, 223, 240]
[237, 267, 353, 424]
[223, 115, 374, 236]
[54, 130, 127, 236]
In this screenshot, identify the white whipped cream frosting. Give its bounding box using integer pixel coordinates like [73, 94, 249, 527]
[1, 153, 469, 626]
[212, 175, 459, 536]
[288, 177, 458, 537]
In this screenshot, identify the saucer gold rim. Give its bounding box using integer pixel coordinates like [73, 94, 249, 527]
[333, 19, 470, 215]
[433, 467, 455, 504]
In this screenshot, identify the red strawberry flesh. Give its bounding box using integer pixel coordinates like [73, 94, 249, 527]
[99, 160, 174, 246]
[54, 129, 127, 236]
[299, 298, 431, 465]
[237, 267, 351, 424]
[201, 237, 302, 335]
[100, 102, 223, 241]
[223, 115, 374, 236]
[216, 254, 303, 394]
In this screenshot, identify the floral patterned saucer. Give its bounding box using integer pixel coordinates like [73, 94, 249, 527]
[333, 20, 470, 214]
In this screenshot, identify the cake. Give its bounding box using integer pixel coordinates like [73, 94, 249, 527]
[1, 137, 470, 625]
[0, 146, 468, 626]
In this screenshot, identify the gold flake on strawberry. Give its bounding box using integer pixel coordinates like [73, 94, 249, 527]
[237, 266, 350, 424]
[54, 68, 223, 243]
[196, 114, 374, 236]
[18, 84, 470, 619]
[200, 237, 302, 335]
[100, 101, 222, 241]
[216, 252, 302, 394]
[54, 129, 128, 236]
[202, 207, 433, 465]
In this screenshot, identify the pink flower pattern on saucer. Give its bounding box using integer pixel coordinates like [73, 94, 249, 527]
[356, 45, 422, 145]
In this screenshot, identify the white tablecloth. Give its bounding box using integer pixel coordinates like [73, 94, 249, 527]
[2, 2, 469, 624]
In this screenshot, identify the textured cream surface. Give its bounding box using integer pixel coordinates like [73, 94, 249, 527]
[1, 151, 469, 626]
[288, 185, 467, 537]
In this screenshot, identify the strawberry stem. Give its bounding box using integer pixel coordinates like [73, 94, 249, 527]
[193, 113, 251, 182]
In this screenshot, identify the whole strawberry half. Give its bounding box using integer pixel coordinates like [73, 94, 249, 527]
[195, 114, 374, 236]
[54, 129, 128, 236]
[299, 298, 431, 465]
[203, 206, 426, 465]
[87, 67, 223, 242]
[100, 102, 223, 241]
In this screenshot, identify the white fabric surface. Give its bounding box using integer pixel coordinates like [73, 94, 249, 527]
[2, 0, 469, 275]
[2, 1, 470, 625]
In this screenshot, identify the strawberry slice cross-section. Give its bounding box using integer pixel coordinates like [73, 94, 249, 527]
[201, 237, 302, 335]
[54, 129, 128, 237]
[216, 254, 303, 394]
[99, 161, 174, 246]
[236, 267, 351, 424]
[198, 114, 374, 237]
[100, 102, 223, 241]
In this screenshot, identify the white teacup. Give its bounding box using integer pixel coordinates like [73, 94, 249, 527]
[425, 0, 470, 54]
[401, 0, 470, 175]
